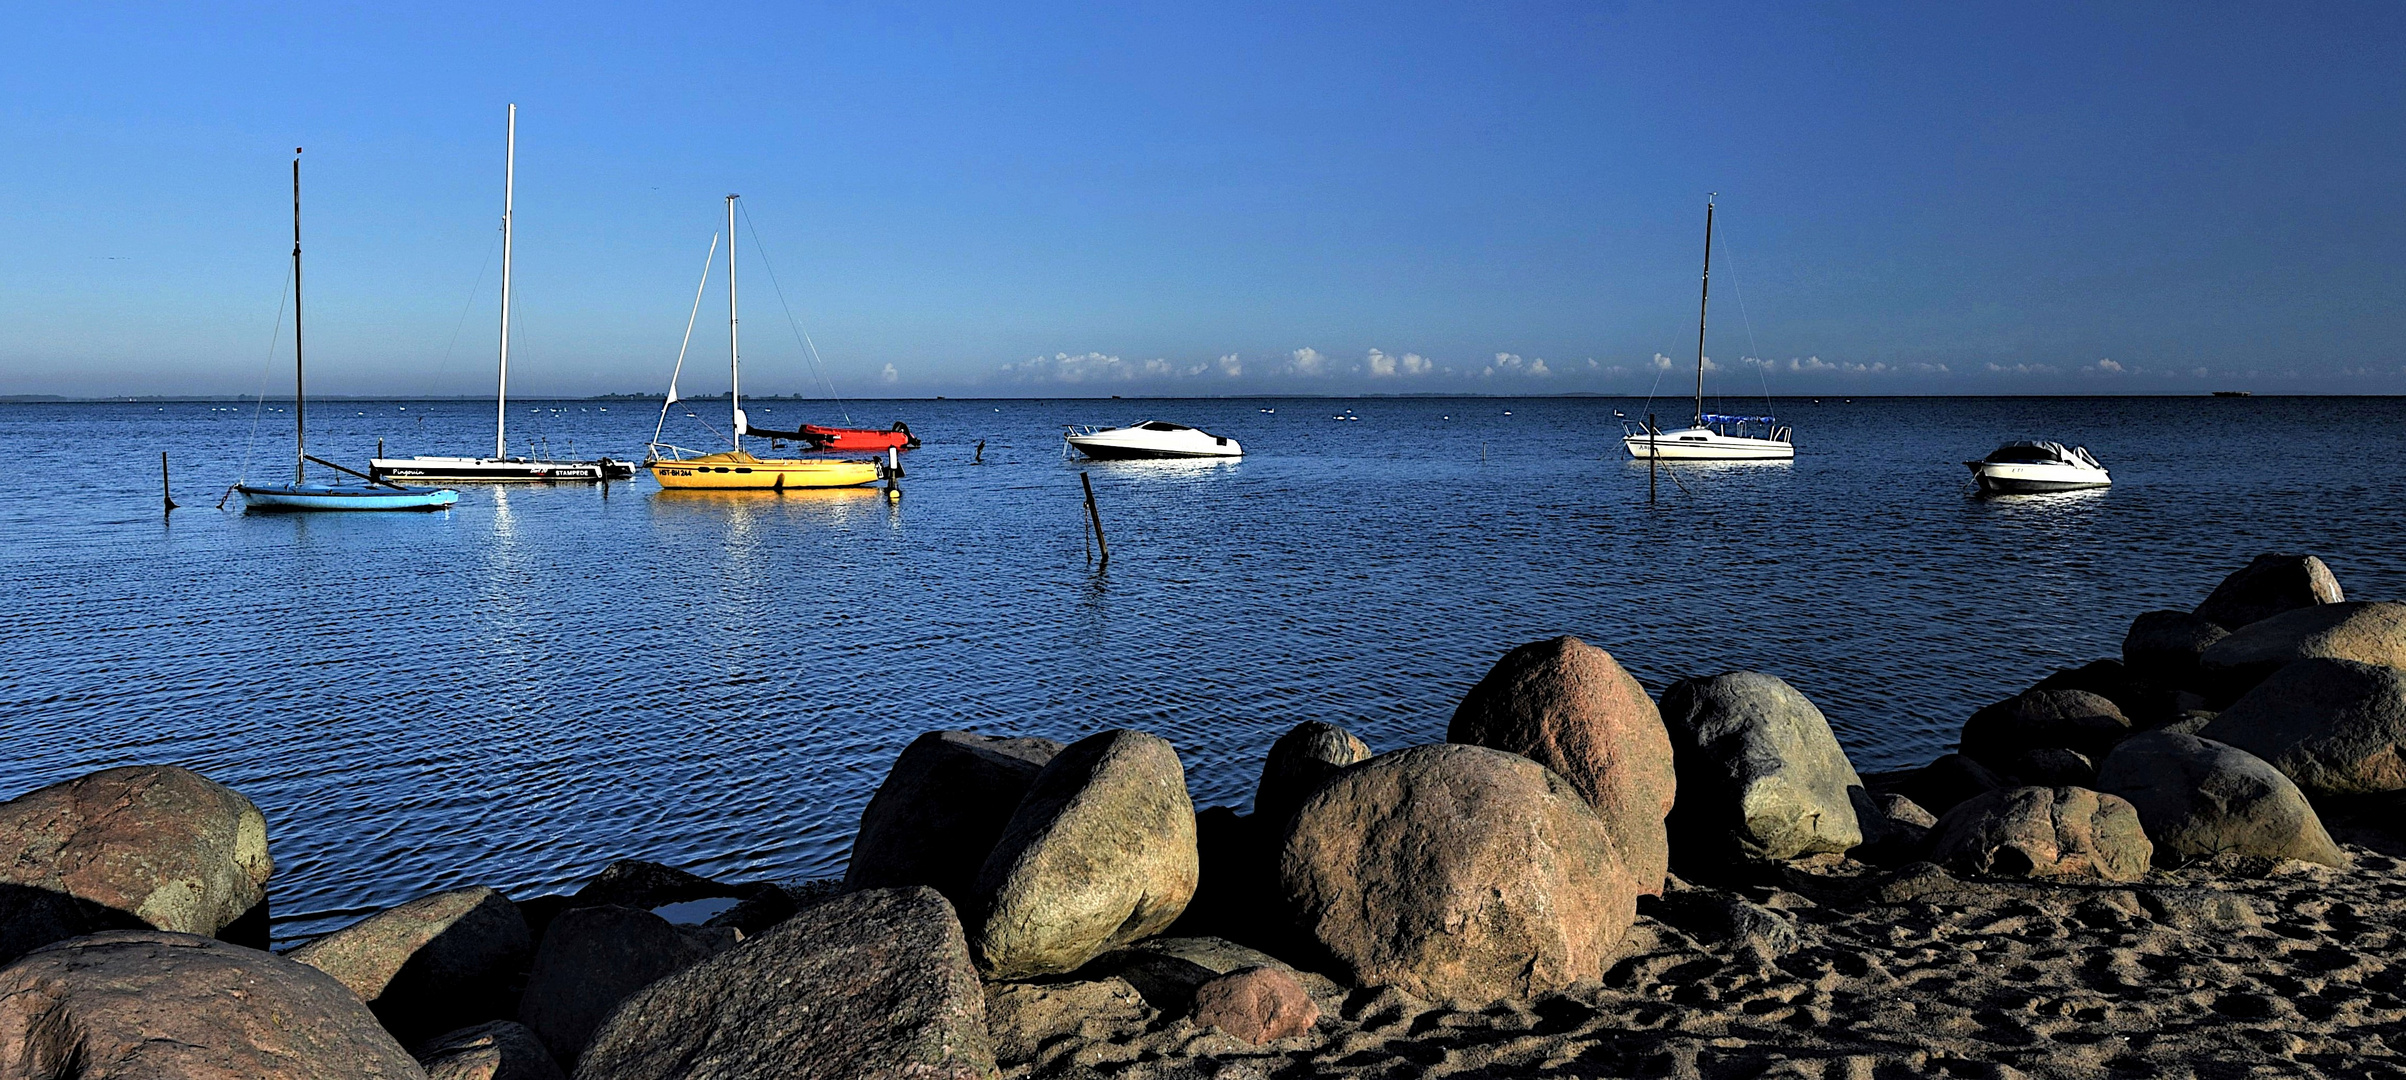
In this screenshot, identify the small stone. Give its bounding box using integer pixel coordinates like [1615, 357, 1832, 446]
[1190, 966, 1321, 1045]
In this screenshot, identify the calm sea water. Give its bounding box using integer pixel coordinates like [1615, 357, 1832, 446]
[2, 394, 2400, 941]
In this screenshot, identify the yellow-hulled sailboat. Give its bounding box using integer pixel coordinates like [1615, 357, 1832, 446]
[646, 195, 881, 491]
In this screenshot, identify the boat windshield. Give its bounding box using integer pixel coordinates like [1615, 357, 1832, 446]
[1982, 441, 2095, 466]
[1139, 422, 1190, 431]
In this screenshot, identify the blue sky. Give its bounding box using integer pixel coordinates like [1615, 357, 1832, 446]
[2, 2, 2399, 397]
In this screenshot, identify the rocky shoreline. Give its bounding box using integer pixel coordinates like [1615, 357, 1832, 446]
[5, 552, 2404, 1078]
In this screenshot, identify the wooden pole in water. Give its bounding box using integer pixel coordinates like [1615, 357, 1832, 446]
[1081, 471, 1108, 568]
[161, 452, 177, 514]
[973, 439, 985, 464]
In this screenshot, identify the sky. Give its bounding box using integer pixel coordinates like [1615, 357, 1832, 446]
[1, 2, 2399, 398]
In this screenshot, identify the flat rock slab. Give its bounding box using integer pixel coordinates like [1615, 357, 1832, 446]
[291, 885, 531, 1044]
[416, 1020, 564, 1080]
[1448, 636, 1677, 896]
[971, 730, 1199, 980]
[575, 886, 997, 1080]
[0, 766, 272, 965]
[0, 930, 425, 1079]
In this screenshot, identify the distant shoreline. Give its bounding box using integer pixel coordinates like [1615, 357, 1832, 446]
[0, 392, 2382, 403]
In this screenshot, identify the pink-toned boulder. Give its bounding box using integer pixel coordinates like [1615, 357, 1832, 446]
[0, 931, 426, 1079]
[1190, 966, 1319, 1046]
[1279, 744, 1638, 1004]
[1929, 786, 2154, 882]
[1447, 636, 1676, 895]
[0, 766, 273, 965]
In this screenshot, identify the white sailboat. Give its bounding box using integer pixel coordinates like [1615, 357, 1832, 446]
[373, 104, 634, 484]
[1624, 194, 1795, 461]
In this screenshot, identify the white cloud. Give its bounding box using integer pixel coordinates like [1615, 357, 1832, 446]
[1218, 353, 1242, 377]
[2095, 359, 2124, 373]
[1368, 350, 1396, 377]
[880, 363, 899, 384]
[1290, 347, 1328, 376]
[999, 351, 1156, 383]
[1529, 358, 1550, 376]
[1652, 353, 1677, 371]
[1983, 362, 2062, 375]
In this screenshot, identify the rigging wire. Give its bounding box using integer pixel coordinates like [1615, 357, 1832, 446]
[735, 202, 853, 425]
[231, 261, 296, 490]
[1711, 212, 1779, 418]
[425, 228, 504, 400]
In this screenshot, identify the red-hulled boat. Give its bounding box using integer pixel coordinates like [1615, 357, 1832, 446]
[749, 420, 920, 451]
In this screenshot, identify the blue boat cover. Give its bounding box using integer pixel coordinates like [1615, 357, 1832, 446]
[1700, 413, 1780, 425]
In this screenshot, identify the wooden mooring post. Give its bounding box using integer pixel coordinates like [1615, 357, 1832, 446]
[161, 452, 178, 514]
[1081, 471, 1109, 568]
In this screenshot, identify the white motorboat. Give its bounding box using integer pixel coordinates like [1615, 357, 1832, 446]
[1065, 421, 1242, 460]
[1966, 441, 2111, 493]
[1622, 193, 1796, 461]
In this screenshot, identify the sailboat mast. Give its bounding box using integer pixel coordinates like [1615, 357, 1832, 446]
[496, 104, 516, 459]
[292, 149, 306, 484]
[1695, 192, 1714, 427]
[727, 193, 741, 452]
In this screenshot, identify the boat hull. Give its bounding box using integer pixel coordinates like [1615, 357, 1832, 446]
[1623, 428, 1794, 460]
[238, 483, 459, 512]
[1067, 440, 1242, 460]
[371, 456, 636, 483]
[648, 450, 880, 490]
[804, 425, 917, 451]
[1967, 462, 2111, 493]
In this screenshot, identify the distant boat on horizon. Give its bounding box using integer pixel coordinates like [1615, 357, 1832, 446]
[2212, 391, 2253, 397]
[372, 105, 634, 485]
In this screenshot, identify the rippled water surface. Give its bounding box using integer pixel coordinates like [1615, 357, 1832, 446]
[3, 394, 2400, 940]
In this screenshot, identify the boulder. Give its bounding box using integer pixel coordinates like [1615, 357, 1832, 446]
[1278, 744, 1637, 1004]
[1642, 890, 1799, 960]
[1083, 936, 1336, 1015]
[2193, 552, 2345, 630]
[1928, 786, 2153, 882]
[514, 905, 718, 1067]
[576, 887, 997, 1080]
[845, 731, 1062, 908]
[1657, 671, 1863, 867]
[970, 730, 1198, 979]
[1874, 754, 2004, 817]
[1848, 789, 1932, 865]
[0, 930, 425, 1079]
[1958, 689, 2131, 771]
[1190, 966, 1319, 1046]
[697, 882, 799, 937]
[2199, 602, 2406, 698]
[1253, 721, 1371, 828]
[2124, 610, 2232, 686]
[2093, 731, 2347, 867]
[2029, 659, 2179, 729]
[415, 1020, 563, 1080]
[568, 860, 733, 912]
[290, 886, 531, 1044]
[1447, 636, 1677, 895]
[2200, 657, 2406, 796]
[2008, 748, 2096, 787]
[0, 765, 272, 965]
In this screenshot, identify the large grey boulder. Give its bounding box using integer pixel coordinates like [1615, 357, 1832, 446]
[0, 766, 272, 966]
[416, 1020, 564, 1080]
[290, 886, 531, 1044]
[1448, 636, 1678, 895]
[2198, 601, 2406, 698]
[2193, 552, 2344, 631]
[2123, 610, 2232, 687]
[970, 730, 1198, 980]
[1928, 786, 2153, 882]
[1253, 721, 1371, 829]
[2200, 657, 2406, 796]
[845, 731, 1062, 908]
[515, 905, 719, 1067]
[1658, 672, 1863, 866]
[0, 930, 426, 1079]
[576, 887, 997, 1080]
[1278, 744, 1638, 1004]
[1957, 689, 2131, 772]
[2093, 731, 2347, 867]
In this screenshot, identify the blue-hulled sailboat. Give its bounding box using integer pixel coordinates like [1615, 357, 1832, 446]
[239, 148, 458, 513]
